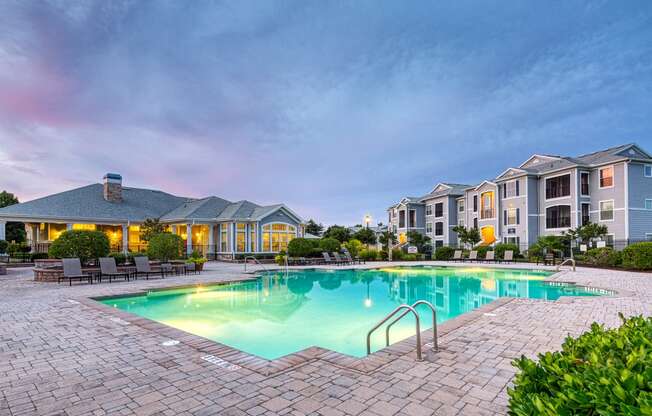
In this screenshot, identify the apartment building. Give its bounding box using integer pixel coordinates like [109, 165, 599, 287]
[387, 143, 652, 249]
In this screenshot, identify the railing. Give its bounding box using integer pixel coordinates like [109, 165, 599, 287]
[556, 258, 576, 272]
[385, 300, 438, 351]
[367, 304, 423, 361]
[243, 256, 269, 273]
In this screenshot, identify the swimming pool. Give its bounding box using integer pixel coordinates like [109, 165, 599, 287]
[101, 266, 602, 359]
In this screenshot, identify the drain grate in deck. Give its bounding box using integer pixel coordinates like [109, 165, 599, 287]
[200, 355, 241, 371]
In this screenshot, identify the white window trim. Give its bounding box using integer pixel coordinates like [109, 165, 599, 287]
[599, 165, 615, 189]
[506, 208, 518, 226]
[434, 221, 444, 236]
[544, 204, 572, 230]
[580, 171, 590, 196]
[425, 205, 433, 216]
[599, 199, 615, 222]
[544, 173, 572, 201]
[434, 203, 444, 218]
[645, 164, 652, 178]
[645, 199, 652, 210]
[426, 222, 433, 233]
[603, 233, 615, 247]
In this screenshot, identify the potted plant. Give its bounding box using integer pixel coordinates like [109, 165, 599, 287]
[186, 251, 208, 271]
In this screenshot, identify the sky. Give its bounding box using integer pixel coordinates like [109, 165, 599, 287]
[0, 1, 651, 226]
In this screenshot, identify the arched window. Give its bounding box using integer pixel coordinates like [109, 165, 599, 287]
[262, 223, 296, 252]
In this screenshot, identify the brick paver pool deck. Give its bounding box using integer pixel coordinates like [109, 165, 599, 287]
[1, 261, 650, 416]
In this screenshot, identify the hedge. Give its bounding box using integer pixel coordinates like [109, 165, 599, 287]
[434, 246, 455, 260]
[48, 230, 110, 264]
[508, 314, 652, 415]
[494, 243, 520, 259]
[287, 238, 319, 257]
[319, 237, 341, 253]
[621, 242, 652, 270]
[147, 233, 184, 262]
[584, 247, 622, 267]
[0, 240, 7, 253]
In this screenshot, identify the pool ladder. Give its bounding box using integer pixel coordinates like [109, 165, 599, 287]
[243, 256, 269, 273]
[366, 300, 438, 361]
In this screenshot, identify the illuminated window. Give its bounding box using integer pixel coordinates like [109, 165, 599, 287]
[236, 223, 246, 252]
[480, 192, 494, 219]
[48, 223, 68, 241]
[599, 167, 613, 188]
[262, 223, 296, 252]
[73, 224, 96, 231]
[504, 208, 519, 225]
[250, 224, 257, 252]
[220, 225, 228, 252]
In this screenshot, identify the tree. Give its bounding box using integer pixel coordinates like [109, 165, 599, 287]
[48, 230, 110, 264]
[0, 191, 25, 243]
[379, 231, 398, 251]
[343, 239, 363, 257]
[578, 223, 609, 243]
[453, 225, 481, 248]
[323, 225, 351, 243]
[353, 227, 377, 246]
[406, 231, 431, 253]
[304, 219, 324, 237]
[147, 233, 184, 262]
[319, 237, 341, 253]
[141, 218, 166, 241]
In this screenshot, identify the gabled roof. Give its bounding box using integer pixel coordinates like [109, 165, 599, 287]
[519, 154, 563, 169]
[495, 168, 528, 181]
[575, 143, 651, 165]
[0, 184, 188, 222]
[160, 196, 232, 221]
[421, 183, 470, 200]
[473, 180, 497, 191]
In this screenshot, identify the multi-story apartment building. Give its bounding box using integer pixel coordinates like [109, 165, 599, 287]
[387, 143, 652, 250]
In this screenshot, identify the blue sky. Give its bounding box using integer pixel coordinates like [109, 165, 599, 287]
[0, 1, 651, 226]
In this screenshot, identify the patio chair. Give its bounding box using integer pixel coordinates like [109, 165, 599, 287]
[99, 257, 131, 283]
[343, 250, 363, 265]
[185, 262, 198, 275]
[452, 250, 463, 262]
[160, 262, 175, 277]
[134, 256, 164, 280]
[322, 252, 340, 265]
[332, 252, 350, 265]
[60, 258, 93, 286]
[468, 250, 478, 262]
[503, 250, 514, 263]
[484, 251, 495, 263]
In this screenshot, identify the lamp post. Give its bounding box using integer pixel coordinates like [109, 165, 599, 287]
[364, 214, 372, 229]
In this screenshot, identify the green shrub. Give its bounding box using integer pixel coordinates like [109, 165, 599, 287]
[8, 242, 30, 255]
[30, 252, 49, 261]
[275, 250, 287, 266]
[343, 239, 363, 257]
[48, 230, 110, 264]
[391, 248, 404, 260]
[288, 238, 319, 257]
[434, 246, 455, 260]
[359, 249, 379, 261]
[621, 242, 652, 270]
[319, 237, 341, 253]
[494, 243, 520, 259]
[403, 254, 417, 261]
[147, 232, 184, 262]
[109, 252, 127, 265]
[0, 240, 7, 253]
[508, 314, 652, 415]
[476, 246, 491, 259]
[585, 247, 621, 267]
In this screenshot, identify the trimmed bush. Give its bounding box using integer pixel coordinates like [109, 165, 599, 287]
[359, 249, 379, 261]
[585, 247, 622, 267]
[343, 239, 363, 257]
[109, 252, 127, 265]
[391, 248, 404, 260]
[508, 314, 652, 415]
[434, 246, 455, 260]
[30, 252, 49, 261]
[319, 237, 341, 253]
[147, 233, 184, 262]
[48, 230, 110, 264]
[8, 242, 30, 255]
[288, 238, 319, 257]
[621, 242, 652, 270]
[494, 243, 520, 259]
[403, 254, 417, 261]
[476, 246, 491, 259]
[0, 239, 7, 253]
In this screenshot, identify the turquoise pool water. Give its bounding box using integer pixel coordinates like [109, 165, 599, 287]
[101, 266, 602, 359]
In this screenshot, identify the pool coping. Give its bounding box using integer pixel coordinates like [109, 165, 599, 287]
[77, 266, 623, 376]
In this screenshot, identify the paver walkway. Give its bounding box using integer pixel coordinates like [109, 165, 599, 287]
[1, 261, 650, 415]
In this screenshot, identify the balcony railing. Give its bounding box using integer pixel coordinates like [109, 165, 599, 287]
[480, 209, 494, 219]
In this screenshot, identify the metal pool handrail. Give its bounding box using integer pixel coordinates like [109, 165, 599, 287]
[556, 258, 576, 272]
[366, 304, 422, 361]
[243, 256, 269, 273]
[385, 300, 438, 352]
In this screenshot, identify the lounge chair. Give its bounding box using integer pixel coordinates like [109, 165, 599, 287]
[322, 252, 337, 265]
[60, 258, 93, 286]
[332, 252, 349, 265]
[503, 250, 514, 263]
[484, 251, 495, 263]
[185, 262, 198, 275]
[343, 251, 363, 265]
[468, 250, 478, 262]
[99, 257, 131, 283]
[134, 256, 164, 280]
[452, 250, 463, 262]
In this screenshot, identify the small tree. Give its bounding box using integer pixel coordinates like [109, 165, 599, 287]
[353, 227, 377, 246]
[578, 223, 609, 243]
[304, 219, 324, 237]
[141, 218, 166, 241]
[147, 233, 184, 262]
[323, 225, 351, 243]
[406, 231, 431, 253]
[453, 225, 481, 248]
[48, 230, 110, 264]
[343, 239, 363, 257]
[288, 238, 319, 257]
[319, 237, 341, 253]
[379, 231, 397, 251]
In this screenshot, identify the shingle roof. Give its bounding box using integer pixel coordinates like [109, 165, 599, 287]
[0, 184, 302, 224]
[0, 184, 188, 222]
[422, 183, 470, 200]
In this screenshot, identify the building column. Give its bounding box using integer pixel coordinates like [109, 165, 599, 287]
[231, 222, 236, 255]
[66, 223, 73, 231]
[0, 221, 5, 241]
[171, 225, 177, 234]
[122, 224, 129, 254]
[186, 224, 193, 255]
[207, 224, 215, 256]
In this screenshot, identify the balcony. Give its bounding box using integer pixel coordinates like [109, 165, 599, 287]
[480, 209, 494, 219]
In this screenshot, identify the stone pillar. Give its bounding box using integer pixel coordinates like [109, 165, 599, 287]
[207, 224, 215, 255]
[0, 221, 5, 241]
[122, 224, 129, 254]
[186, 224, 193, 255]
